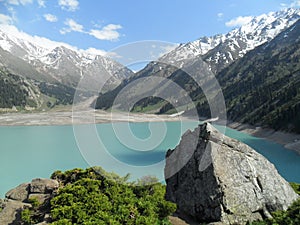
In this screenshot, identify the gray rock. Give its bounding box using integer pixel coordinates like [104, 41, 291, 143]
[30, 178, 59, 194]
[0, 199, 31, 225]
[28, 193, 51, 206]
[0, 198, 4, 209]
[5, 183, 30, 202]
[165, 123, 299, 225]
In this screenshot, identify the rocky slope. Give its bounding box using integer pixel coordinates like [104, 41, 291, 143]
[165, 123, 299, 224]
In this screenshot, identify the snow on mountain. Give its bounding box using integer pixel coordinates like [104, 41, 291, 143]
[160, 8, 300, 72]
[0, 24, 133, 90]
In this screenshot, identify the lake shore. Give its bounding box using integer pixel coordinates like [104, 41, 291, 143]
[227, 121, 300, 155]
[1, 110, 300, 154]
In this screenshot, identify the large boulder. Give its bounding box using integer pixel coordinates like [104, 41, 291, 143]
[165, 123, 299, 224]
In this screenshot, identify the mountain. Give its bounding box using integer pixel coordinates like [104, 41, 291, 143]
[215, 18, 300, 132]
[160, 8, 300, 73]
[0, 25, 134, 110]
[0, 25, 133, 91]
[95, 8, 300, 113]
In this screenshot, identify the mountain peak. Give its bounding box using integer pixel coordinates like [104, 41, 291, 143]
[159, 8, 300, 72]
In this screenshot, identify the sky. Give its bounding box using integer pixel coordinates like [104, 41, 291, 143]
[0, 0, 300, 55]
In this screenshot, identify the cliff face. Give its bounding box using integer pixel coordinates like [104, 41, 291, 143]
[165, 123, 299, 224]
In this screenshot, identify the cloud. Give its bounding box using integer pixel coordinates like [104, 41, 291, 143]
[37, 0, 45, 7]
[59, 19, 122, 42]
[60, 18, 83, 34]
[89, 24, 122, 41]
[225, 16, 253, 27]
[6, 0, 33, 5]
[44, 14, 57, 22]
[217, 13, 224, 18]
[83, 47, 107, 56]
[0, 14, 13, 25]
[58, 0, 79, 11]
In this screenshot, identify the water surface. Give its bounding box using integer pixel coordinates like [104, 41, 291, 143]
[0, 122, 299, 197]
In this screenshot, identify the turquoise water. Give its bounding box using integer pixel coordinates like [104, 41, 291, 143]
[0, 121, 299, 197]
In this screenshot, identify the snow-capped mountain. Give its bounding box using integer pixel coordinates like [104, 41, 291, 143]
[0, 25, 133, 91]
[160, 8, 300, 73]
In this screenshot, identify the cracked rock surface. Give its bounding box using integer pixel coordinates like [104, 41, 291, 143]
[165, 123, 299, 224]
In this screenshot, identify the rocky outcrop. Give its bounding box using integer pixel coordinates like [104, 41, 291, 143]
[0, 178, 59, 225]
[165, 123, 299, 225]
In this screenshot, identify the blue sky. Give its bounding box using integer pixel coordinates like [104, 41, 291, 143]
[0, 0, 299, 53]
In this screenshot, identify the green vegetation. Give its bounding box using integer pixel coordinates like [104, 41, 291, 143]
[22, 167, 176, 225]
[249, 182, 300, 225]
[0, 68, 37, 109]
[38, 82, 76, 105]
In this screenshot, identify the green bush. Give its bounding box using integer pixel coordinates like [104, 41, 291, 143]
[49, 167, 176, 225]
[21, 208, 35, 225]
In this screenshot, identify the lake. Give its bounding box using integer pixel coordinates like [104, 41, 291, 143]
[1, 121, 300, 197]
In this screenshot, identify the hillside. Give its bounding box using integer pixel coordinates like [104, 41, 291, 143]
[0, 68, 41, 110]
[95, 15, 300, 133]
[94, 9, 300, 115]
[215, 19, 300, 133]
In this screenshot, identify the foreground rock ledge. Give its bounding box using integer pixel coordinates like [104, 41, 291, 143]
[0, 178, 58, 225]
[165, 123, 299, 225]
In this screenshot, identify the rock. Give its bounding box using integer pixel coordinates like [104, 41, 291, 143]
[28, 193, 51, 205]
[5, 183, 30, 202]
[0, 198, 4, 209]
[165, 123, 299, 225]
[30, 178, 59, 194]
[0, 200, 30, 225]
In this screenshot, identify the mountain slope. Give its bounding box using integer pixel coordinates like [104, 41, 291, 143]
[0, 68, 41, 110]
[160, 8, 300, 73]
[95, 8, 300, 113]
[0, 25, 133, 91]
[195, 19, 300, 133]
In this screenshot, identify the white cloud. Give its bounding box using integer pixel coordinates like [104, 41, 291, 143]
[225, 16, 253, 27]
[44, 14, 57, 22]
[0, 14, 13, 25]
[89, 24, 122, 41]
[58, 0, 79, 11]
[60, 18, 83, 34]
[37, 0, 45, 7]
[83, 47, 107, 56]
[217, 13, 224, 18]
[6, 0, 33, 5]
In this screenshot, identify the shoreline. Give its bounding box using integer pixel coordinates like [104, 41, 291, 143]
[1, 110, 300, 154]
[227, 121, 300, 155]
